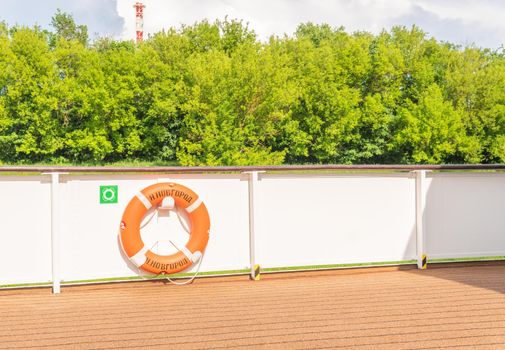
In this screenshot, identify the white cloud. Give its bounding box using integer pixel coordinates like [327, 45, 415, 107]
[1, 1, 503, 48]
[416, 0, 503, 27]
[117, 0, 413, 40]
[1, 0, 124, 39]
[117, 0, 505, 48]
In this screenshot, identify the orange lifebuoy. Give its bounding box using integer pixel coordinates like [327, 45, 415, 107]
[119, 182, 210, 275]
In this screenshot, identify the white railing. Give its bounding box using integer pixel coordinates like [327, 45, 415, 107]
[1, 165, 504, 293]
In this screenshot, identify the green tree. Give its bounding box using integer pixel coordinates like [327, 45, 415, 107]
[392, 84, 481, 163]
[0, 27, 65, 162]
[51, 9, 88, 46]
[1, 14, 505, 166]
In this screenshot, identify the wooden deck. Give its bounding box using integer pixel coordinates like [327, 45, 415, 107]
[1, 263, 505, 349]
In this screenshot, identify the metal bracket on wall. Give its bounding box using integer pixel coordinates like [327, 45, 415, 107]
[243, 171, 265, 281]
[42, 172, 67, 294]
[414, 170, 429, 270]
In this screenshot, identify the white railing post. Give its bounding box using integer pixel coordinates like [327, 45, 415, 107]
[43, 172, 65, 293]
[415, 170, 428, 269]
[244, 171, 263, 280]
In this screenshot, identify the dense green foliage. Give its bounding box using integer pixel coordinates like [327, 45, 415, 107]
[0, 14, 504, 165]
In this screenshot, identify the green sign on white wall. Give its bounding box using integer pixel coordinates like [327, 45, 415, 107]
[100, 185, 118, 204]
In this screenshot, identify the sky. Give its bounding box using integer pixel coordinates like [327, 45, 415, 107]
[1, 0, 504, 48]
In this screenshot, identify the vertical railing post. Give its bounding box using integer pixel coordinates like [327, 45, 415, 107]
[415, 170, 428, 269]
[244, 171, 263, 280]
[43, 172, 65, 293]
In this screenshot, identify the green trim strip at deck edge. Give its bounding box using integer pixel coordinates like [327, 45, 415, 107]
[2, 256, 504, 289]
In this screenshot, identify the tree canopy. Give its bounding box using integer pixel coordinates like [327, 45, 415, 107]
[0, 13, 504, 165]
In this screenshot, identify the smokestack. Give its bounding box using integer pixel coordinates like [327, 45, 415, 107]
[133, 2, 145, 43]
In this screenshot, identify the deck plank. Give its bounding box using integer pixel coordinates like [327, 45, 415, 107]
[1, 265, 504, 350]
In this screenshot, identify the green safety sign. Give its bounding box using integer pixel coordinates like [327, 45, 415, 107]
[100, 185, 118, 204]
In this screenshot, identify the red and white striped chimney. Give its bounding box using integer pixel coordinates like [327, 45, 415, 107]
[133, 2, 145, 43]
